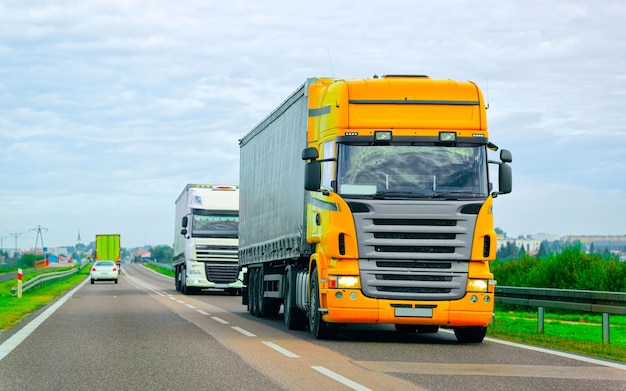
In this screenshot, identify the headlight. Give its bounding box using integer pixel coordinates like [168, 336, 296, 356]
[467, 279, 489, 292]
[329, 275, 360, 289]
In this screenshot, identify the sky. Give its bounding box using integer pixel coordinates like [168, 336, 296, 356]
[1, 0, 625, 250]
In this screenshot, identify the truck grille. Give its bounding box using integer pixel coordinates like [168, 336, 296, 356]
[350, 200, 479, 301]
[196, 244, 238, 262]
[204, 263, 240, 284]
[196, 244, 239, 283]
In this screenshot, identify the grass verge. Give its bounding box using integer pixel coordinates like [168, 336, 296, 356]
[143, 263, 175, 278]
[488, 309, 626, 363]
[0, 266, 90, 332]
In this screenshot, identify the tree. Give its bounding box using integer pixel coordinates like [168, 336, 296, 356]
[537, 240, 549, 257]
[150, 245, 173, 264]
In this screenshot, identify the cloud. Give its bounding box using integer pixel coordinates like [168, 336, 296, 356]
[1, 0, 625, 248]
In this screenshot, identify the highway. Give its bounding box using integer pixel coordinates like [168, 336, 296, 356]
[1, 263, 624, 391]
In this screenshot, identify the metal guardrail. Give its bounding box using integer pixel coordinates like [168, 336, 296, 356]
[10, 264, 88, 296]
[495, 286, 626, 344]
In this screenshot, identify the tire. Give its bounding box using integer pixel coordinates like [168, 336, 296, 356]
[90, 279, 94, 284]
[114, 279, 118, 284]
[256, 267, 280, 318]
[248, 268, 259, 316]
[454, 327, 487, 343]
[309, 268, 339, 339]
[180, 267, 187, 295]
[175, 266, 181, 291]
[284, 266, 307, 330]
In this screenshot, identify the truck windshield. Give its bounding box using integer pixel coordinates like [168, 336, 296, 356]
[336, 144, 488, 198]
[191, 212, 239, 238]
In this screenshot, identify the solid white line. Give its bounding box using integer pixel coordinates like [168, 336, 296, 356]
[262, 341, 299, 357]
[211, 316, 229, 324]
[311, 366, 372, 391]
[232, 327, 256, 337]
[439, 329, 626, 371]
[196, 310, 210, 315]
[0, 277, 90, 362]
[484, 336, 626, 370]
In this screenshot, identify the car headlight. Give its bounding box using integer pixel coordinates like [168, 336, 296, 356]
[467, 279, 489, 293]
[328, 275, 360, 289]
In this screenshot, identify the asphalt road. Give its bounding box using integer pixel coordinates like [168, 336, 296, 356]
[1, 263, 625, 391]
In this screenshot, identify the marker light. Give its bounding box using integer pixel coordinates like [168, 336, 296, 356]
[374, 131, 392, 141]
[439, 132, 457, 142]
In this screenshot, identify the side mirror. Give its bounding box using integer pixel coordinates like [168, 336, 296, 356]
[304, 161, 321, 191]
[302, 147, 321, 191]
[500, 149, 512, 163]
[180, 228, 188, 236]
[498, 163, 512, 194]
[302, 147, 319, 160]
[181, 216, 188, 228]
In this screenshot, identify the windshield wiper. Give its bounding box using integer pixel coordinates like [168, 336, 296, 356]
[372, 191, 432, 199]
[430, 191, 485, 199]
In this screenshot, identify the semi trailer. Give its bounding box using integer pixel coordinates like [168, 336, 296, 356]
[238, 75, 512, 342]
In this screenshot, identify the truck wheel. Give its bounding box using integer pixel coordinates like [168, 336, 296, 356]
[284, 266, 307, 330]
[309, 268, 339, 339]
[180, 268, 187, 295]
[454, 327, 487, 343]
[256, 267, 280, 318]
[248, 268, 259, 316]
[175, 266, 181, 291]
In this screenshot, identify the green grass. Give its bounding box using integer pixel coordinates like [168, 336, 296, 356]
[143, 263, 175, 277]
[489, 308, 626, 363]
[0, 266, 91, 332]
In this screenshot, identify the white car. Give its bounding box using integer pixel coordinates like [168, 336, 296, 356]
[90, 260, 119, 284]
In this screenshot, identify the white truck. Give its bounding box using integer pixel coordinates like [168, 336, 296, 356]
[173, 184, 243, 295]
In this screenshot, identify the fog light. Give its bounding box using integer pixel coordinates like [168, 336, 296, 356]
[484, 296, 491, 303]
[470, 295, 478, 303]
[349, 292, 358, 300]
[335, 291, 343, 300]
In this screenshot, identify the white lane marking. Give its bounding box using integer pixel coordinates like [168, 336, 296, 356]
[211, 316, 229, 324]
[124, 273, 166, 296]
[185, 304, 196, 309]
[262, 341, 299, 357]
[196, 310, 210, 315]
[484, 336, 626, 371]
[232, 327, 256, 337]
[176, 300, 185, 304]
[0, 277, 90, 362]
[311, 366, 372, 391]
[436, 329, 626, 371]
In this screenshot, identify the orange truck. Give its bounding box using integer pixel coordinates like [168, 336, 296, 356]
[238, 75, 512, 342]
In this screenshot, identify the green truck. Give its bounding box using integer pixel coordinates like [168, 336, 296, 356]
[95, 234, 121, 269]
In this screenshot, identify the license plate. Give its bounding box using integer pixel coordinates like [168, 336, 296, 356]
[394, 307, 433, 317]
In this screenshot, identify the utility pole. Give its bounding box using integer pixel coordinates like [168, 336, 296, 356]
[10, 232, 23, 257]
[30, 226, 48, 258]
